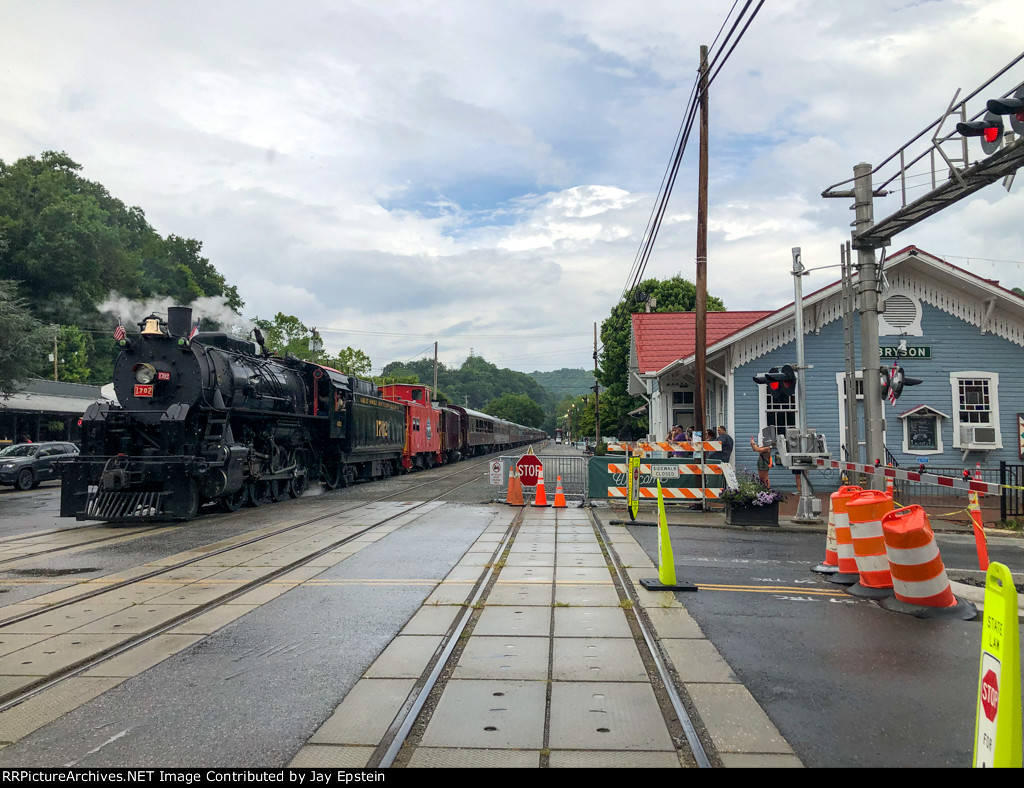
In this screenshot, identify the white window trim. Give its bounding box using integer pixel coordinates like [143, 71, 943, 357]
[757, 375, 798, 440]
[949, 371, 1002, 450]
[834, 371, 887, 462]
[899, 409, 946, 456]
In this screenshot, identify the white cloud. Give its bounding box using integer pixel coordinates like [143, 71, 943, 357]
[1, 0, 1022, 376]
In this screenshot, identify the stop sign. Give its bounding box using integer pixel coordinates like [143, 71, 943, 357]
[516, 454, 544, 487]
[981, 669, 999, 722]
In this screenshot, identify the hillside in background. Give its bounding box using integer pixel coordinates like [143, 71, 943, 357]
[528, 368, 595, 400]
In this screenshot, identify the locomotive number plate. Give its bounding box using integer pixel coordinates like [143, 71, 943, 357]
[134, 384, 154, 397]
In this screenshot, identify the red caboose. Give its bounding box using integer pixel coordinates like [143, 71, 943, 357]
[379, 384, 443, 470]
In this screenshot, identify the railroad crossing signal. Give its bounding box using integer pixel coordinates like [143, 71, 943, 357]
[879, 365, 923, 401]
[988, 88, 1024, 135]
[956, 87, 1024, 157]
[754, 365, 797, 403]
[957, 111, 1006, 156]
[515, 453, 543, 487]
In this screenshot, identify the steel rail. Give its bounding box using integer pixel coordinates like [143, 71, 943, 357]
[592, 512, 714, 768]
[374, 510, 523, 768]
[0, 466, 487, 714]
[0, 451, 511, 629]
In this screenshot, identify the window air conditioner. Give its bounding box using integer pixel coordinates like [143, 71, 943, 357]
[960, 425, 997, 446]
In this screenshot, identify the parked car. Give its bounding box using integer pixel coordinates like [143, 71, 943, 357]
[0, 442, 80, 491]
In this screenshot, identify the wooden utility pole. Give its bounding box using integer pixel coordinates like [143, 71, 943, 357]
[433, 342, 438, 397]
[694, 44, 709, 433]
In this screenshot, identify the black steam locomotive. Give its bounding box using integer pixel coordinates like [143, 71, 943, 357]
[60, 306, 545, 522]
[61, 306, 407, 521]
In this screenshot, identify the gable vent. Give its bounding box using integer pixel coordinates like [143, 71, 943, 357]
[882, 294, 917, 329]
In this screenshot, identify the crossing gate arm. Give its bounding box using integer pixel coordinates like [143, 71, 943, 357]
[813, 458, 1001, 495]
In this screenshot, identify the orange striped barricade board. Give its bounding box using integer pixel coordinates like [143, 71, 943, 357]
[593, 457, 725, 503]
[845, 490, 896, 599]
[813, 491, 842, 575]
[826, 486, 864, 586]
[877, 505, 977, 620]
[606, 441, 723, 455]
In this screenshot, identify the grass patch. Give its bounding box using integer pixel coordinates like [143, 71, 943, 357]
[619, 599, 634, 610]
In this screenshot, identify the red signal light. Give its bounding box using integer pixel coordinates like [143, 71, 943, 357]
[984, 126, 1000, 143]
[769, 382, 780, 391]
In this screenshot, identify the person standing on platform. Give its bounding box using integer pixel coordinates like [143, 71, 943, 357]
[668, 425, 684, 457]
[712, 426, 734, 463]
[750, 436, 771, 487]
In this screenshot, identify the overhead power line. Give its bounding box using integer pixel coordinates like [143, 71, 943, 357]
[621, 0, 765, 308]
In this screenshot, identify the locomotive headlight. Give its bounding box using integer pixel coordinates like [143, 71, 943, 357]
[133, 363, 157, 384]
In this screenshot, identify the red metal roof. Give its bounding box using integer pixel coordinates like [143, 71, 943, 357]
[632, 311, 773, 373]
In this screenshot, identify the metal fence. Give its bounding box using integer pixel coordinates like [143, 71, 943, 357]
[1001, 462, 1024, 520]
[494, 455, 589, 503]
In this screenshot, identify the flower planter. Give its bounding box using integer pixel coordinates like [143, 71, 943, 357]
[724, 501, 779, 527]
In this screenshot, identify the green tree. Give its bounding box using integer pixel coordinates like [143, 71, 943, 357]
[484, 393, 545, 428]
[0, 151, 244, 382]
[597, 276, 726, 436]
[325, 347, 372, 377]
[253, 313, 372, 376]
[0, 283, 48, 396]
[34, 325, 91, 383]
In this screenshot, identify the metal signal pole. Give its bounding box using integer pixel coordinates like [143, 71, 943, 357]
[695, 44, 709, 433]
[852, 163, 885, 483]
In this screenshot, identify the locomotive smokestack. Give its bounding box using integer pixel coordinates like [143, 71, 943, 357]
[168, 306, 193, 338]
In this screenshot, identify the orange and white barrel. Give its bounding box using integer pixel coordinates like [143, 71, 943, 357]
[846, 490, 895, 596]
[826, 485, 863, 585]
[813, 493, 841, 574]
[881, 505, 956, 609]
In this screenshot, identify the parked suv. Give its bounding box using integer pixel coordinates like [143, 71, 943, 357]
[0, 442, 80, 491]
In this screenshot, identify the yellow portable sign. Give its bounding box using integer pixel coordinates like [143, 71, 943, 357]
[974, 562, 1022, 767]
[627, 455, 640, 522]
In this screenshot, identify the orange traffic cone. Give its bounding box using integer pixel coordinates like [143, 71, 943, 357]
[506, 469, 524, 507]
[553, 476, 567, 508]
[532, 473, 550, 507]
[878, 505, 976, 619]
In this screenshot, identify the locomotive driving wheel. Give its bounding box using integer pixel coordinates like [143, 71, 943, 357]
[288, 447, 310, 498]
[220, 486, 248, 512]
[268, 445, 288, 503]
[321, 448, 342, 490]
[247, 479, 270, 506]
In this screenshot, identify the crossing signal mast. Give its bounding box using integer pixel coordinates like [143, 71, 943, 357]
[822, 53, 1024, 483]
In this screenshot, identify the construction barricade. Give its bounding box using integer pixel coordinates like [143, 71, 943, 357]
[826, 486, 863, 586]
[590, 457, 727, 506]
[846, 490, 895, 599]
[877, 505, 976, 620]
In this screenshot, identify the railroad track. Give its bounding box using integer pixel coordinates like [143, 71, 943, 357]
[0, 445, 716, 767]
[297, 505, 716, 768]
[0, 454, 500, 724]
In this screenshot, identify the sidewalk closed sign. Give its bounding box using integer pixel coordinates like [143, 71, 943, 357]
[974, 562, 1022, 767]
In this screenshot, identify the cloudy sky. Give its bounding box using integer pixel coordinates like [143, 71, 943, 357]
[2, 0, 1023, 375]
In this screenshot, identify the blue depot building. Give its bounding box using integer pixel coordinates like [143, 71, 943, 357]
[628, 246, 1024, 490]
